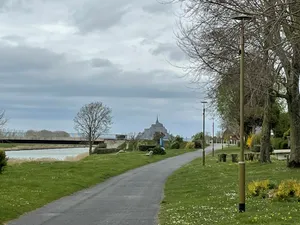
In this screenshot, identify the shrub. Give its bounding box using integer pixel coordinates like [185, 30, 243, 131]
[138, 145, 156, 151]
[252, 145, 261, 152]
[251, 133, 261, 150]
[97, 142, 107, 148]
[0, 150, 8, 173]
[194, 140, 202, 149]
[180, 141, 187, 149]
[115, 134, 126, 140]
[117, 141, 126, 150]
[269, 145, 274, 153]
[93, 148, 119, 154]
[151, 146, 166, 155]
[276, 180, 300, 200]
[283, 128, 290, 138]
[248, 180, 273, 197]
[174, 135, 184, 143]
[192, 132, 203, 142]
[170, 141, 180, 149]
[271, 137, 283, 149]
[280, 139, 289, 149]
[185, 142, 195, 149]
[128, 141, 139, 151]
[246, 134, 253, 149]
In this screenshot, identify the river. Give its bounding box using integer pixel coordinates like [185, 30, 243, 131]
[5, 147, 89, 160]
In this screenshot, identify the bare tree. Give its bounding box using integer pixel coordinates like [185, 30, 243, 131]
[162, 0, 300, 165]
[74, 102, 112, 155]
[0, 110, 7, 132]
[127, 132, 139, 151]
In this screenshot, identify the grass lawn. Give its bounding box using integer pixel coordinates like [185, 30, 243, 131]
[0, 143, 17, 148]
[159, 147, 300, 225]
[0, 149, 193, 224]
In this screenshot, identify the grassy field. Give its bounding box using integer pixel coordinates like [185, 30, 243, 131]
[159, 147, 300, 225]
[0, 149, 193, 224]
[0, 143, 17, 148]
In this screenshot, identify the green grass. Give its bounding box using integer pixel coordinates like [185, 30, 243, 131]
[0, 143, 17, 148]
[159, 147, 300, 225]
[0, 149, 193, 224]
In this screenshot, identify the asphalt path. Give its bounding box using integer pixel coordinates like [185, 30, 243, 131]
[8, 144, 221, 225]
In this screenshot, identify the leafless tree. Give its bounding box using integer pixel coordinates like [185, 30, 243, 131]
[127, 132, 139, 151]
[74, 102, 112, 155]
[162, 0, 300, 165]
[0, 110, 8, 132]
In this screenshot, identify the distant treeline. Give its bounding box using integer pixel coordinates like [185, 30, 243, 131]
[25, 130, 70, 138]
[0, 129, 71, 138]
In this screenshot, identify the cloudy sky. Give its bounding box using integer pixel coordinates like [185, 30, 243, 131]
[0, 0, 217, 138]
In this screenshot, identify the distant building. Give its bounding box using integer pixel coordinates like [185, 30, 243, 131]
[222, 128, 239, 144]
[137, 116, 170, 140]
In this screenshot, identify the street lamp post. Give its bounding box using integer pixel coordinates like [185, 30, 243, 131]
[201, 101, 208, 166]
[232, 14, 252, 213]
[212, 118, 215, 157]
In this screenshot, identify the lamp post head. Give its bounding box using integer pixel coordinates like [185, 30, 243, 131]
[232, 14, 253, 21]
[201, 101, 208, 104]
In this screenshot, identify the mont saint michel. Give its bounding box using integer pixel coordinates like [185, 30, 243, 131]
[137, 117, 170, 140]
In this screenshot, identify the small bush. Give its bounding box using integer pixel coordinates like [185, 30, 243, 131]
[174, 135, 184, 143]
[271, 137, 283, 149]
[280, 139, 289, 149]
[246, 134, 253, 149]
[194, 140, 202, 149]
[251, 133, 261, 150]
[97, 142, 107, 148]
[252, 145, 261, 152]
[138, 145, 156, 151]
[117, 141, 126, 150]
[128, 141, 139, 151]
[185, 142, 195, 149]
[180, 141, 187, 149]
[276, 180, 300, 200]
[93, 148, 119, 154]
[170, 141, 180, 149]
[0, 150, 8, 173]
[151, 146, 166, 155]
[248, 180, 273, 197]
[115, 134, 126, 140]
[283, 128, 290, 138]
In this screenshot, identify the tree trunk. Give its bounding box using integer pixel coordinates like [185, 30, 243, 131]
[287, 92, 300, 167]
[260, 91, 272, 163]
[286, 40, 300, 167]
[88, 127, 92, 155]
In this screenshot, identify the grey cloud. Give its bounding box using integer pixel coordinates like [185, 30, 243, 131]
[8, 108, 74, 120]
[1, 75, 194, 99]
[0, 43, 193, 101]
[91, 58, 113, 68]
[142, 2, 172, 14]
[0, 0, 34, 13]
[1, 35, 25, 42]
[0, 44, 64, 73]
[151, 43, 186, 61]
[73, 1, 132, 32]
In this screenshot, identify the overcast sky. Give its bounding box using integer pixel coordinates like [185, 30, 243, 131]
[0, 0, 217, 138]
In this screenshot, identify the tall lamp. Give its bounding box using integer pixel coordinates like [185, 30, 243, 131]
[232, 14, 252, 213]
[201, 101, 208, 166]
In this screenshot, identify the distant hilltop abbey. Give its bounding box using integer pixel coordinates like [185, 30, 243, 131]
[136, 116, 170, 140]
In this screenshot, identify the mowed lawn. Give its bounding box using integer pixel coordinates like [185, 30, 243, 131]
[159, 147, 300, 225]
[0, 149, 193, 224]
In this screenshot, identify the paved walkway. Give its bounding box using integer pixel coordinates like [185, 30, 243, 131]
[8, 145, 220, 225]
